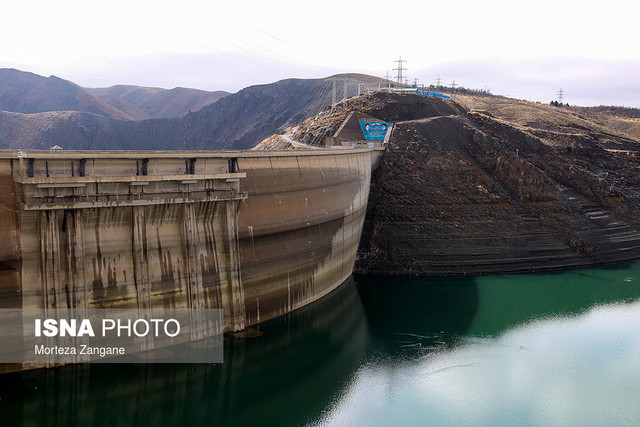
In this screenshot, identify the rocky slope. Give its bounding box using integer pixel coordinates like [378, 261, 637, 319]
[285, 91, 640, 275]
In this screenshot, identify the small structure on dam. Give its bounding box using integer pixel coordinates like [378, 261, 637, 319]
[324, 112, 392, 149]
[0, 147, 376, 371]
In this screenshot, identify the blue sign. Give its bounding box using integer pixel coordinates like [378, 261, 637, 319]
[360, 121, 389, 140]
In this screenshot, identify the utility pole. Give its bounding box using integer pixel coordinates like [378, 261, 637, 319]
[557, 88, 564, 104]
[393, 56, 407, 86]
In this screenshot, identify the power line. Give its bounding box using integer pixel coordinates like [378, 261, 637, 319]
[199, 33, 301, 75]
[247, 25, 297, 48]
[195, 40, 291, 76]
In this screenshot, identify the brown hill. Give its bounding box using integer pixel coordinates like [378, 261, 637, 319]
[454, 95, 640, 150]
[571, 105, 640, 142]
[282, 91, 640, 275]
[0, 68, 135, 120]
[178, 77, 344, 149]
[0, 110, 177, 150]
[87, 85, 229, 119]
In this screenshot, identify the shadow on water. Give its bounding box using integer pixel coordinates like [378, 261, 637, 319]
[354, 275, 480, 358]
[0, 277, 368, 427]
[356, 262, 640, 359]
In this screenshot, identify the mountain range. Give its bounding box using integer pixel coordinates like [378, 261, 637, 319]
[0, 68, 384, 150]
[0, 68, 228, 120]
[0, 69, 134, 120]
[86, 85, 228, 120]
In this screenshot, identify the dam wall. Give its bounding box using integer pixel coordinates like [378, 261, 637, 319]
[236, 150, 372, 326]
[0, 149, 373, 346]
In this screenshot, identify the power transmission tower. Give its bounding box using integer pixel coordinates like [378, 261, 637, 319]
[435, 74, 443, 87]
[331, 79, 348, 108]
[557, 88, 564, 104]
[413, 78, 419, 87]
[383, 70, 391, 89]
[451, 80, 457, 93]
[332, 80, 337, 105]
[393, 56, 407, 86]
[343, 80, 348, 108]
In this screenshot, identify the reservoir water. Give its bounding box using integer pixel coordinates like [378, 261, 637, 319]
[3, 263, 640, 426]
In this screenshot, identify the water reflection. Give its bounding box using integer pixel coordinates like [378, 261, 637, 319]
[318, 301, 640, 426]
[320, 265, 640, 426]
[2, 264, 640, 426]
[0, 277, 368, 427]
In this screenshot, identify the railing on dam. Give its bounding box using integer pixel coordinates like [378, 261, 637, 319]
[11, 152, 247, 210]
[15, 173, 247, 210]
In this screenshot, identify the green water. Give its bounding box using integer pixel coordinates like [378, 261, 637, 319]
[3, 264, 640, 426]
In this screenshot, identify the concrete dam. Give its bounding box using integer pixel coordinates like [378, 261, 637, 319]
[0, 148, 380, 355]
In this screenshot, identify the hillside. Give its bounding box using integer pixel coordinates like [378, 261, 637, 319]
[0, 73, 385, 150]
[87, 85, 229, 119]
[572, 105, 640, 142]
[0, 110, 177, 150]
[454, 95, 640, 149]
[0, 68, 135, 120]
[0, 68, 229, 121]
[275, 90, 640, 275]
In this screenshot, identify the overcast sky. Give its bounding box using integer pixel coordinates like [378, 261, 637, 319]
[2, 0, 638, 107]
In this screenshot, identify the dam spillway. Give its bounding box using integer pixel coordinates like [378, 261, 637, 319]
[0, 148, 375, 361]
